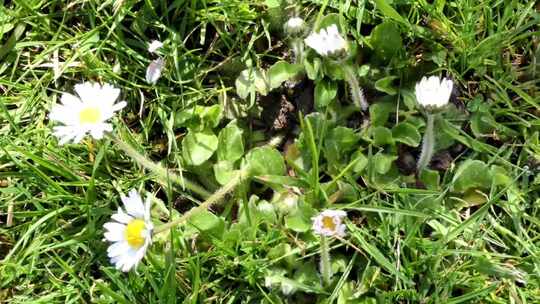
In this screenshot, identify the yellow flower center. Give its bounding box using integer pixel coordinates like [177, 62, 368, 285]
[78, 107, 101, 124]
[124, 219, 146, 249]
[322, 216, 336, 231]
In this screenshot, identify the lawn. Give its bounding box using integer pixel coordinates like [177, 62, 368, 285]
[1, 0, 539, 303]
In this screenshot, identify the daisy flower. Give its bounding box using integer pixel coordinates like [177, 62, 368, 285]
[49, 82, 127, 144]
[104, 189, 153, 272]
[304, 24, 347, 57]
[148, 40, 163, 53]
[415, 76, 453, 109]
[312, 209, 347, 237]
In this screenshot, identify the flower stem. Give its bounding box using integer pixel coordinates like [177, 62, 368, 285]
[342, 64, 368, 111]
[153, 167, 250, 235]
[417, 113, 435, 172]
[110, 134, 211, 199]
[291, 38, 304, 64]
[319, 235, 332, 286]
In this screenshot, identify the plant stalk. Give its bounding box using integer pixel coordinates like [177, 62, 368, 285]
[342, 64, 368, 111]
[319, 235, 332, 286]
[417, 113, 435, 172]
[291, 38, 304, 64]
[110, 134, 211, 199]
[153, 167, 249, 235]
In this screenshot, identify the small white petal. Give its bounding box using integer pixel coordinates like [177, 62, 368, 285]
[104, 229, 124, 242]
[145, 58, 165, 84]
[104, 222, 126, 233]
[148, 40, 163, 53]
[304, 24, 347, 57]
[121, 190, 146, 218]
[107, 241, 129, 257]
[111, 208, 133, 224]
[415, 76, 453, 109]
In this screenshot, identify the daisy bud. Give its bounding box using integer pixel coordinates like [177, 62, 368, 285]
[415, 76, 453, 111]
[304, 24, 348, 58]
[145, 58, 165, 84]
[148, 40, 163, 53]
[285, 17, 305, 36]
[49, 82, 127, 144]
[104, 190, 153, 272]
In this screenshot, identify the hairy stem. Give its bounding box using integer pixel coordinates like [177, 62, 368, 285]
[153, 167, 250, 234]
[417, 113, 435, 172]
[343, 64, 368, 111]
[319, 235, 332, 286]
[291, 38, 304, 64]
[110, 134, 211, 199]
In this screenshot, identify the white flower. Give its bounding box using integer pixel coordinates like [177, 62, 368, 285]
[304, 24, 347, 57]
[415, 76, 453, 109]
[312, 209, 347, 237]
[148, 40, 163, 53]
[49, 82, 127, 144]
[145, 58, 165, 84]
[104, 190, 153, 272]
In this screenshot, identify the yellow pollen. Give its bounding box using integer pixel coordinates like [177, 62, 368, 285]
[322, 216, 336, 231]
[124, 219, 146, 249]
[78, 107, 101, 124]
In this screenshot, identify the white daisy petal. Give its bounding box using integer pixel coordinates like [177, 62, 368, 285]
[104, 222, 125, 233]
[414, 75, 453, 109]
[107, 241, 130, 257]
[74, 82, 99, 104]
[305, 24, 347, 57]
[104, 229, 125, 242]
[121, 189, 145, 218]
[148, 40, 163, 53]
[111, 208, 133, 224]
[145, 58, 165, 84]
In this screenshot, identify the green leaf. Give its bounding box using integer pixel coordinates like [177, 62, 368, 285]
[267, 61, 303, 89]
[372, 0, 410, 26]
[315, 13, 341, 31]
[213, 160, 236, 185]
[372, 153, 396, 174]
[285, 212, 311, 232]
[370, 21, 403, 62]
[374, 75, 399, 95]
[392, 122, 421, 147]
[452, 160, 493, 192]
[470, 111, 496, 137]
[324, 127, 359, 162]
[304, 57, 322, 80]
[217, 121, 244, 162]
[352, 151, 368, 173]
[235, 68, 268, 99]
[265, 0, 282, 8]
[182, 130, 218, 166]
[245, 146, 286, 176]
[369, 101, 394, 126]
[419, 168, 440, 190]
[186, 209, 225, 239]
[314, 79, 338, 109]
[184, 104, 223, 130]
[372, 126, 394, 146]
